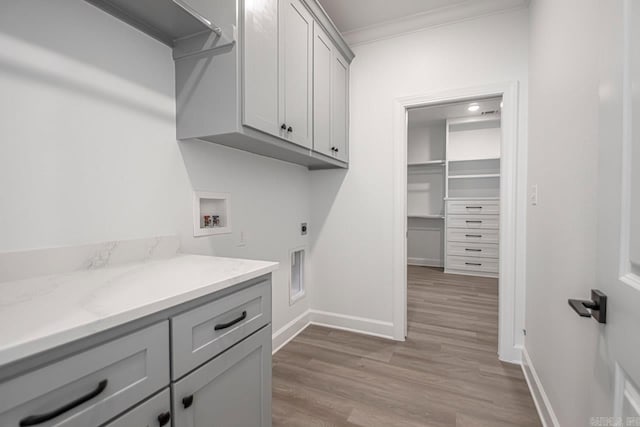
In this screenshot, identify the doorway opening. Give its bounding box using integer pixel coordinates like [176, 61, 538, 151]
[392, 83, 524, 363]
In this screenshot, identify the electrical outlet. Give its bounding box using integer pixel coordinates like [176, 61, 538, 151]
[301, 222, 308, 236]
[529, 184, 538, 206]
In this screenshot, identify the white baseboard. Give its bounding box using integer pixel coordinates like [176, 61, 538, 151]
[521, 346, 560, 427]
[308, 309, 395, 340]
[407, 257, 443, 267]
[272, 309, 396, 354]
[271, 310, 311, 354]
[499, 343, 522, 364]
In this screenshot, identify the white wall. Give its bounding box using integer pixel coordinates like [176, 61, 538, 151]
[525, 0, 600, 424]
[0, 0, 311, 338]
[309, 9, 529, 335]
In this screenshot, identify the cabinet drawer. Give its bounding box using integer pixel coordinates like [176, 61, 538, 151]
[447, 242, 499, 259]
[104, 389, 171, 427]
[0, 322, 169, 427]
[447, 215, 499, 230]
[447, 200, 500, 215]
[172, 325, 272, 427]
[446, 255, 499, 274]
[447, 228, 499, 244]
[171, 280, 271, 379]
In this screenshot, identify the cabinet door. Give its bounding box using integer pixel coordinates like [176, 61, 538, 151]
[279, 0, 313, 148]
[104, 389, 171, 427]
[172, 326, 272, 427]
[243, 0, 280, 137]
[312, 23, 333, 157]
[332, 53, 349, 162]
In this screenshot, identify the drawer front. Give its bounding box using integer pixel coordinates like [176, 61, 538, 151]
[447, 200, 500, 215]
[447, 241, 499, 259]
[172, 280, 271, 379]
[105, 389, 171, 427]
[447, 215, 499, 230]
[447, 228, 499, 244]
[172, 325, 272, 427]
[446, 255, 499, 273]
[0, 322, 169, 427]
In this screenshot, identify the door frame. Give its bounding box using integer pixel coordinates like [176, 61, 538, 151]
[391, 82, 526, 363]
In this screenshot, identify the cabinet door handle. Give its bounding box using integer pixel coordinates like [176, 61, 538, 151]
[19, 380, 108, 426]
[281, 123, 287, 130]
[466, 220, 482, 223]
[335, 148, 339, 152]
[214, 310, 247, 331]
[465, 234, 482, 238]
[182, 395, 194, 409]
[157, 412, 171, 426]
[287, 126, 293, 133]
[466, 206, 483, 209]
[465, 262, 482, 266]
[465, 248, 482, 252]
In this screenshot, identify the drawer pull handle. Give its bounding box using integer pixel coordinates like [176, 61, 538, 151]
[214, 310, 247, 331]
[466, 206, 483, 209]
[182, 395, 194, 409]
[466, 220, 482, 223]
[465, 234, 482, 238]
[465, 262, 482, 266]
[157, 412, 171, 426]
[19, 380, 108, 426]
[465, 248, 482, 252]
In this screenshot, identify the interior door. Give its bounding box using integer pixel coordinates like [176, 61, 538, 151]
[590, 0, 640, 422]
[279, 0, 313, 149]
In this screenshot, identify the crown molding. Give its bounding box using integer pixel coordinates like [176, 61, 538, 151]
[342, 0, 529, 47]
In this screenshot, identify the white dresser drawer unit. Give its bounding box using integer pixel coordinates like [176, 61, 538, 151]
[446, 200, 500, 215]
[0, 322, 169, 427]
[171, 279, 272, 379]
[447, 214, 499, 230]
[446, 255, 499, 274]
[447, 241, 499, 259]
[446, 228, 499, 244]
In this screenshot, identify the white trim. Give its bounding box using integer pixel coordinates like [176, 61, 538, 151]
[342, 0, 529, 47]
[272, 310, 312, 354]
[309, 310, 395, 339]
[392, 82, 526, 362]
[521, 347, 560, 427]
[407, 257, 443, 268]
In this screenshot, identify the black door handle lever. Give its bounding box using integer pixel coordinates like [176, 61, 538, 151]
[568, 289, 607, 324]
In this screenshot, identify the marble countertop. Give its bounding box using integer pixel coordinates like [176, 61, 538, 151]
[0, 254, 278, 367]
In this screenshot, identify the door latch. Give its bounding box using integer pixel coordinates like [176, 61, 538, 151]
[568, 289, 607, 324]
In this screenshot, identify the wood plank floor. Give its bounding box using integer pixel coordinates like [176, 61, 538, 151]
[272, 266, 540, 427]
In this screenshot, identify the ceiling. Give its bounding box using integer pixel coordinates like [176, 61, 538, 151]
[317, 0, 468, 33]
[408, 97, 502, 124]
[317, 0, 529, 45]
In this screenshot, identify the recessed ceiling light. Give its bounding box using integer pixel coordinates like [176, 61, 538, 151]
[468, 103, 480, 112]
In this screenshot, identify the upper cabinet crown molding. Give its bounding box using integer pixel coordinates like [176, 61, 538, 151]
[86, 0, 353, 170]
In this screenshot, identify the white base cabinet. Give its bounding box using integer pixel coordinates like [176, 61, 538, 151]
[0, 277, 273, 427]
[172, 326, 272, 427]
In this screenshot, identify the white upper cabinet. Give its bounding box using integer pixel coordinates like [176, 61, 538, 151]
[332, 52, 349, 162]
[279, 0, 314, 149]
[243, 0, 280, 138]
[312, 22, 350, 161]
[312, 23, 333, 157]
[91, 0, 354, 169]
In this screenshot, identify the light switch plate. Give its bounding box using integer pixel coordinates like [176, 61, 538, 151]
[529, 184, 538, 206]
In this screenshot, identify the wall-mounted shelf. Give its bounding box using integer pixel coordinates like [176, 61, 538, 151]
[448, 173, 501, 179]
[408, 160, 445, 167]
[408, 214, 445, 219]
[85, 0, 234, 51]
[193, 191, 231, 237]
